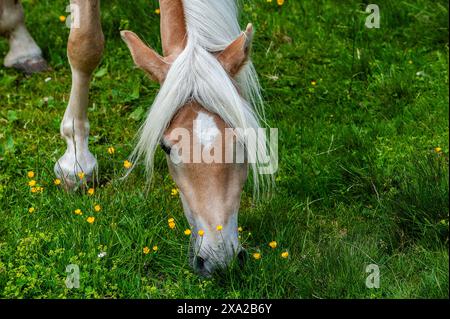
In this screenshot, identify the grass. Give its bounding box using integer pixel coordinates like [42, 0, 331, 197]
[0, 0, 448, 298]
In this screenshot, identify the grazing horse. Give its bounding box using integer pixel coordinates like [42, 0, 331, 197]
[0, 0, 47, 73]
[7, 0, 273, 276]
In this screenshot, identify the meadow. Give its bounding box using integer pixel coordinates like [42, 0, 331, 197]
[0, 0, 448, 298]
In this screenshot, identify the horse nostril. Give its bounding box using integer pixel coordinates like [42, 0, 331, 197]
[195, 256, 206, 270]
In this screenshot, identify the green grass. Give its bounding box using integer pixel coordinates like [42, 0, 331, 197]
[0, 0, 448, 298]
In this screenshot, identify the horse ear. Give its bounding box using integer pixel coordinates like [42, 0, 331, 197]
[218, 24, 254, 77]
[120, 30, 168, 83]
[160, 0, 187, 57]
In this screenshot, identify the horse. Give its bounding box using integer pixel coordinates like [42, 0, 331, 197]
[2, 0, 273, 277]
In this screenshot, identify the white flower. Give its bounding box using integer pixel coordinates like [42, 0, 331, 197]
[97, 252, 107, 258]
[416, 71, 426, 77]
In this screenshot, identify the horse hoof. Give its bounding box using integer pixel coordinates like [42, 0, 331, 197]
[55, 171, 95, 192]
[54, 158, 97, 192]
[11, 56, 49, 75]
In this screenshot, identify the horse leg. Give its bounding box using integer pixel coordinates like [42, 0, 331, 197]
[0, 0, 47, 74]
[55, 0, 104, 189]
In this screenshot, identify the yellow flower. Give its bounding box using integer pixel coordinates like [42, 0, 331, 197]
[184, 229, 192, 236]
[168, 218, 175, 223]
[36, 186, 44, 193]
[435, 147, 442, 153]
[155, 8, 161, 14]
[78, 172, 85, 180]
[86, 216, 95, 224]
[28, 207, 35, 213]
[54, 178, 61, 186]
[107, 147, 115, 155]
[27, 171, 35, 178]
[124, 160, 132, 169]
[171, 188, 179, 196]
[143, 247, 150, 254]
[311, 80, 317, 86]
[281, 251, 289, 258]
[28, 180, 36, 187]
[269, 241, 277, 249]
[94, 204, 101, 212]
[216, 225, 223, 231]
[152, 245, 158, 252]
[168, 221, 176, 229]
[198, 229, 205, 237]
[74, 209, 83, 216]
[238, 226, 243, 232]
[253, 252, 261, 260]
[31, 187, 37, 193]
[88, 188, 95, 196]
[59, 15, 66, 22]
[277, 0, 285, 6]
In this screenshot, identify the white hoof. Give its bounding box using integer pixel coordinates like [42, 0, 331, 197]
[4, 25, 47, 74]
[54, 150, 97, 190]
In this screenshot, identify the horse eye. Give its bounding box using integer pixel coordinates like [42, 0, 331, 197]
[160, 142, 171, 155]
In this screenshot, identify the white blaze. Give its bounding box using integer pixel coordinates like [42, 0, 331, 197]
[194, 112, 220, 149]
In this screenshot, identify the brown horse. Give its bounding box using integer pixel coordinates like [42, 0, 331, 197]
[1, 0, 273, 276]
